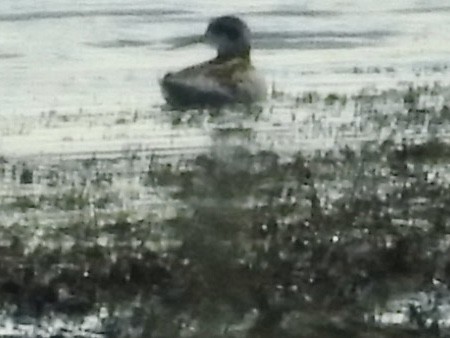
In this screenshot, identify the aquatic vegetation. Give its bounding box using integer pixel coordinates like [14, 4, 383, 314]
[139, 137, 450, 337]
[324, 93, 346, 105]
[8, 195, 39, 211]
[1, 85, 450, 337]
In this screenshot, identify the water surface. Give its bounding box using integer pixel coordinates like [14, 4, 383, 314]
[1, 0, 449, 118]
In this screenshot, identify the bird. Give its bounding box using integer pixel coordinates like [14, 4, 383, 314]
[160, 16, 266, 108]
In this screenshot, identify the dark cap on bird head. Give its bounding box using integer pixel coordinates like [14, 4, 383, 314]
[204, 16, 251, 59]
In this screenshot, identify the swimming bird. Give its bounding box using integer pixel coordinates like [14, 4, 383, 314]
[160, 16, 266, 108]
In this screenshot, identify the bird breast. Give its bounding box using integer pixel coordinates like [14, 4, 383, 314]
[233, 68, 267, 103]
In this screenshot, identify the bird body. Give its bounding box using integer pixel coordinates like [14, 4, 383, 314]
[160, 16, 266, 108]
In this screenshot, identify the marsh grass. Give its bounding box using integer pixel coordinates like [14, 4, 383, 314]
[0, 85, 450, 337]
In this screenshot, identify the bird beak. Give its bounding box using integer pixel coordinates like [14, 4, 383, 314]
[169, 34, 204, 49]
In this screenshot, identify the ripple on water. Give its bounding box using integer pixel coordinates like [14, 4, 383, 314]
[85, 39, 155, 48]
[0, 53, 22, 59]
[0, 9, 192, 22]
[162, 29, 394, 51]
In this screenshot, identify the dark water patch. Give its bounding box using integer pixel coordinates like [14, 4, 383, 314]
[0, 9, 191, 22]
[253, 30, 393, 50]
[86, 39, 154, 48]
[0, 53, 22, 59]
[163, 30, 393, 50]
[255, 38, 366, 50]
[248, 9, 340, 17]
[390, 6, 450, 14]
[253, 30, 394, 41]
[163, 34, 202, 49]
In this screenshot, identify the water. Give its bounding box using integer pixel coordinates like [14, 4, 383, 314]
[1, 0, 450, 118]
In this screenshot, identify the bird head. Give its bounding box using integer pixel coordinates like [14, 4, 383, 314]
[204, 16, 251, 59]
